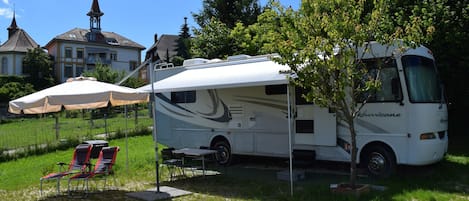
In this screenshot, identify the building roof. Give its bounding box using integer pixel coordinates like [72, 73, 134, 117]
[87, 0, 104, 17]
[45, 27, 145, 50]
[0, 28, 39, 53]
[146, 34, 179, 61]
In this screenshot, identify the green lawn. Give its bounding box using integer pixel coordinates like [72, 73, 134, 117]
[0, 108, 153, 150]
[1, 108, 468, 200]
[0, 134, 468, 201]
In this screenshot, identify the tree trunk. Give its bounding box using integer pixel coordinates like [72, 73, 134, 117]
[348, 120, 358, 188]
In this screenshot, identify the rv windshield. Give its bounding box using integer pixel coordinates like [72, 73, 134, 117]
[402, 55, 442, 103]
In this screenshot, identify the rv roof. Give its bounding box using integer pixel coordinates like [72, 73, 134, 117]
[139, 55, 291, 93]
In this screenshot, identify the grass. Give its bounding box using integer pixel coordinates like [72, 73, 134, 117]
[0, 134, 468, 201]
[0, 107, 153, 150]
[0, 109, 468, 200]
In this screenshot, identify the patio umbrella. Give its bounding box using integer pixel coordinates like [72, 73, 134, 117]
[9, 76, 148, 114]
[8, 76, 149, 171]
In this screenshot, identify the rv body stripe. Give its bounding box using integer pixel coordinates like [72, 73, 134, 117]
[234, 96, 287, 111]
[196, 90, 220, 116]
[160, 104, 194, 118]
[156, 91, 231, 123]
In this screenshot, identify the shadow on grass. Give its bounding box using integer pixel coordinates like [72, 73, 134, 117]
[160, 155, 469, 201]
[39, 190, 142, 201]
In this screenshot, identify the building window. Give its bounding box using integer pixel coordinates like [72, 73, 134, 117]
[65, 47, 72, 58]
[110, 52, 117, 61]
[77, 48, 84, 59]
[64, 65, 73, 78]
[76, 65, 84, 77]
[1, 57, 7, 74]
[171, 91, 196, 103]
[129, 61, 137, 71]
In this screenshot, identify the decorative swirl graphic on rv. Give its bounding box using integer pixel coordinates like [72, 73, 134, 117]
[155, 90, 231, 123]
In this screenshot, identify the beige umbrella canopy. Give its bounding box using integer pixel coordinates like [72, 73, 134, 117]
[9, 76, 149, 114]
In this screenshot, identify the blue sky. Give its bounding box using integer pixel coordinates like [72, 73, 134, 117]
[0, 0, 300, 52]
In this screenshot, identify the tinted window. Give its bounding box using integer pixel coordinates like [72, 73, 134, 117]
[265, 84, 287, 95]
[171, 91, 196, 103]
[402, 55, 442, 103]
[296, 120, 314, 133]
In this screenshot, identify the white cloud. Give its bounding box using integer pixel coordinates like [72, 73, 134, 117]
[3, 0, 9, 5]
[0, 7, 14, 18]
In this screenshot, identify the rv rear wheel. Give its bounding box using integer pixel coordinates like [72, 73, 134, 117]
[363, 146, 396, 178]
[213, 140, 232, 166]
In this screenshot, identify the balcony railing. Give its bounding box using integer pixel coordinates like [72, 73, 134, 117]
[86, 57, 112, 65]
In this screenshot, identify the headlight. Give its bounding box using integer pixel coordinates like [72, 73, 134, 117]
[420, 133, 436, 140]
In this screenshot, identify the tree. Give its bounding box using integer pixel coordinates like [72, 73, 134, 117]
[23, 47, 55, 90]
[265, 0, 436, 187]
[191, 18, 234, 59]
[193, 0, 262, 29]
[191, 0, 263, 58]
[173, 17, 192, 66]
[0, 82, 35, 103]
[82, 63, 119, 84]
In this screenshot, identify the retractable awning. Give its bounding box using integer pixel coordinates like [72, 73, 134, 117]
[138, 58, 291, 93]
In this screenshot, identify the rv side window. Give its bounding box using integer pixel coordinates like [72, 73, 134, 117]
[171, 91, 196, 103]
[361, 58, 402, 102]
[296, 120, 314, 133]
[265, 84, 287, 95]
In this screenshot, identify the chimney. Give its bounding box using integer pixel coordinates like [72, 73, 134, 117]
[154, 33, 158, 43]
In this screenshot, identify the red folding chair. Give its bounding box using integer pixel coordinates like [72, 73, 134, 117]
[40, 144, 92, 196]
[67, 146, 119, 196]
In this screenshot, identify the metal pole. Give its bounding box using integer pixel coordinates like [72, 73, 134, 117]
[150, 61, 160, 193]
[125, 105, 129, 173]
[287, 85, 293, 196]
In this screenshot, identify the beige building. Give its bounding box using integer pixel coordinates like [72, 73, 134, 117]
[45, 0, 145, 82]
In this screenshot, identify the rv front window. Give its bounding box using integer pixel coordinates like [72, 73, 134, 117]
[402, 55, 442, 103]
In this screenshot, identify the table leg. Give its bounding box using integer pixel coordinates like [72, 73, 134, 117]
[202, 156, 205, 176]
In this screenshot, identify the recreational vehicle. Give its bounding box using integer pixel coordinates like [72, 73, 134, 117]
[139, 42, 448, 177]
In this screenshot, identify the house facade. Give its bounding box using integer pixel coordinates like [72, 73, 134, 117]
[0, 13, 39, 76]
[45, 0, 145, 82]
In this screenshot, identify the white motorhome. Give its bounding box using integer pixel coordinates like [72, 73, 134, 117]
[139, 42, 448, 177]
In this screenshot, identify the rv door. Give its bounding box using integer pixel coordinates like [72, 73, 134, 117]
[294, 87, 337, 146]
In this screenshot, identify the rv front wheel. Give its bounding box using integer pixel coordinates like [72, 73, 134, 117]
[363, 146, 396, 178]
[213, 140, 232, 166]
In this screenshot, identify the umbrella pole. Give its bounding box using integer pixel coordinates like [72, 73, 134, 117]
[125, 105, 129, 173]
[55, 113, 60, 140]
[104, 113, 108, 138]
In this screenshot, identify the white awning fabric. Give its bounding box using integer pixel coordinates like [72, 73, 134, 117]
[138, 58, 291, 93]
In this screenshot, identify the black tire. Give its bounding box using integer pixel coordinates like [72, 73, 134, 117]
[212, 140, 232, 166]
[362, 145, 396, 178]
